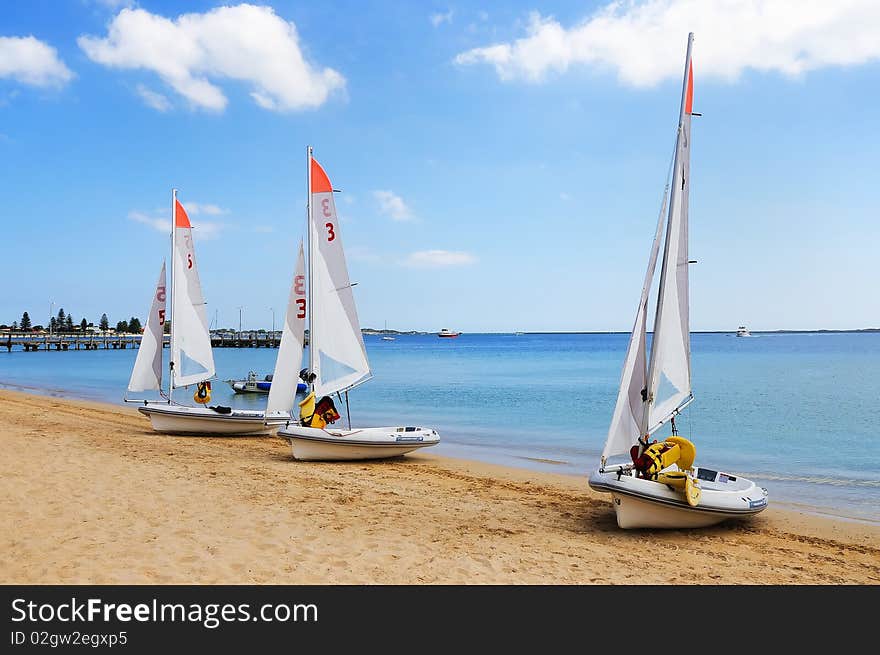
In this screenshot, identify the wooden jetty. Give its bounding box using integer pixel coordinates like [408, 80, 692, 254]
[1, 332, 303, 353]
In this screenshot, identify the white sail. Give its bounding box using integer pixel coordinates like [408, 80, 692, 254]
[170, 195, 216, 388]
[645, 36, 695, 433]
[308, 154, 371, 397]
[602, 190, 668, 462]
[127, 262, 167, 393]
[266, 242, 307, 415]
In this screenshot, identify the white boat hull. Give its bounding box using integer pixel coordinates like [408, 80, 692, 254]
[278, 425, 440, 461]
[589, 466, 768, 529]
[137, 402, 287, 436]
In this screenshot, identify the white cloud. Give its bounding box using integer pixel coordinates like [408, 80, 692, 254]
[185, 202, 227, 216]
[129, 210, 170, 233]
[78, 4, 345, 112]
[430, 10, 454, 27]
[0, 36, 74, 88]
[403, 250, 477, 268]
[454, 1, 880, 86]
[135, 83, 171, 112]
[373, 190, 413, 221]
[192, 222, 222, 239]
[129, 209, 223, 238]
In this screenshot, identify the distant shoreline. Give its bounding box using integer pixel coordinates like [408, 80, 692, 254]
[362, 328, 880, 335]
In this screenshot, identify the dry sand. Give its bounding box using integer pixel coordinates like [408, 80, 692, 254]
[1, 389, 877, 584]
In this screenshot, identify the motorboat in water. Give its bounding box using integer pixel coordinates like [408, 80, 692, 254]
[437, 328, 461, 338]
[227, 371, 306, 394]
[276, 148, 441, 460]
[736, 325, 751, 337]
[587, 33, 768, 529]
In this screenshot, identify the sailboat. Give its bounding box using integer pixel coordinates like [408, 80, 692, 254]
[125, 191, 289, 435]
[381, 320, 395, 341]
[276, 148, 440, 460]
[588, 34, 768, 529]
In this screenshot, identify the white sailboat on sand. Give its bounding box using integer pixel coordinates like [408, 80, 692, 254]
[126, 191, 288, 435]
[588, 34, 768, 529]
[276, 148, 440, 460]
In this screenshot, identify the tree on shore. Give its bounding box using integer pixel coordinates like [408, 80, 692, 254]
[49, 317, 57, 333]
[65, 315, 74, 333]
[21, 312, 31, 330]
[80, 318, 88, 332]
[57, 308, 66, 330]
[99, 313, 109, 332]
[116, 320, 129, 333]
[128, 316, 142, 333]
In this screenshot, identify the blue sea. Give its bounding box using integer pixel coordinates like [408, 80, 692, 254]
[2, 332, 878, 524]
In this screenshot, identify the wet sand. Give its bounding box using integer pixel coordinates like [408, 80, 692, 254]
[2, 389, 877, 584]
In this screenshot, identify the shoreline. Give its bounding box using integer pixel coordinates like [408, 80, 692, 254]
[2, 388, 878, 584]
[6, 380, 880, 526]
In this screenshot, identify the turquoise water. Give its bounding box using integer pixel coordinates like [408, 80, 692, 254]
[2, 332, 878, 523]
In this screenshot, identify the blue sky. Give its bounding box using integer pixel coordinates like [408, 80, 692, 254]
[1, 0, 878, 332]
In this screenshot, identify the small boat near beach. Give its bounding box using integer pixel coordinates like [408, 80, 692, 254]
[437, 328, 460, 338]
[227, 371, 306, 394]
[736, 325, 751, 337]
[125, 192, 289, 436]
[276, 148, 440, 460]
[588, 33, 768, 529]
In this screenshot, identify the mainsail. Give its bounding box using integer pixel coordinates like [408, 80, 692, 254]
[170, 194, 215, 388]
[127, 262, 167, 393]
[266, 242, 307, 415]
[308, 153, 371, 398]
[644, 43, 694, 434]
[602, 33, 695, 462]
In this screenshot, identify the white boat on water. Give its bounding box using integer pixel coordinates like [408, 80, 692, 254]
[125, 192, 289, 436]
[588, 34, 768, 529]
[276, 148, 440, 460]
[736, 326, 751, 337]
[437, 328, 460, 338]
[227, 371, 306, 394]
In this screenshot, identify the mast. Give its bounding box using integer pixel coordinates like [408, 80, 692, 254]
[307, 146, 314, 391]
[640, 32, 694, 451]
[169, 188, 177, 403]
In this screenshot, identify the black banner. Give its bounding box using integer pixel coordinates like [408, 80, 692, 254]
[0, 585, 871, 649]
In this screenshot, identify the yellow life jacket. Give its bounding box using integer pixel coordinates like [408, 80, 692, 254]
[299, 392, 323, 428]
[193, 381, 211, 404]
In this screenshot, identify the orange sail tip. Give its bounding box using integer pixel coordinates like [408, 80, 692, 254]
[310, 158, 333, 193]
[175, 200, 191, 228]
[685, 60, 694, 115]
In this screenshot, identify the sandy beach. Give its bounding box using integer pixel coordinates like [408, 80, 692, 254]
[1, 388, 877, 585]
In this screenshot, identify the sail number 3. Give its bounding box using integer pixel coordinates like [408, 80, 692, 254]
[322, 198, 335, 242]
[294, 274, 306, 319]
